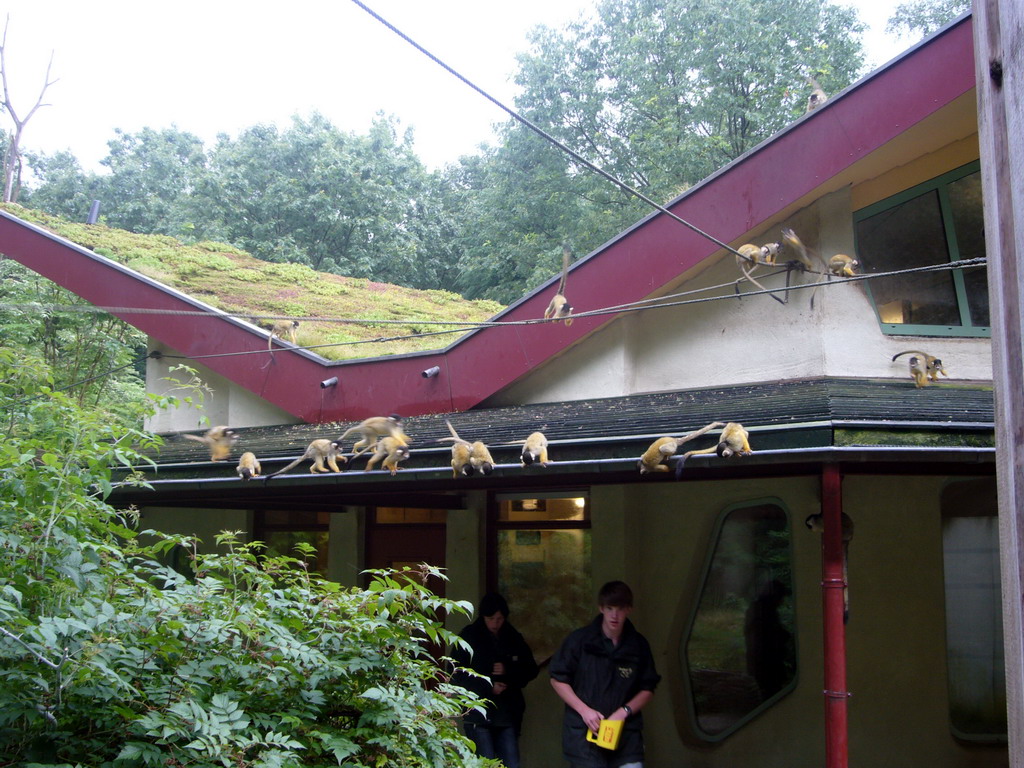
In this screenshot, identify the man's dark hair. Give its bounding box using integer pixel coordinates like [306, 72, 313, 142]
[479, 592, 510, 618]
[598, 581, 633, 608]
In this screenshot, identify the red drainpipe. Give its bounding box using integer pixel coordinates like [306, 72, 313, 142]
[821, 464, 849, 768]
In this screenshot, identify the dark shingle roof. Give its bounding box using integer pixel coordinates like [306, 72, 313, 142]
[156, 378, 993, 468]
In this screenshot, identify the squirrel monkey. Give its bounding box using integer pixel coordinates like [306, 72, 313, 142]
[236, 452, 262, 480]
[892, 350, 947, 383]
[442, 421, 495, 476]
[806, 76, 828, 112]
[674, 422, 752, 477]
[268, 319, 299, 350]
[544, 245, 574, 326]
[782, 227, 859, 277]
[637, 421, 725, 475]
[364, 436, 409, 475]
[520, 431, 550, 467]
[905, 355, 930, 388]
[337, 415, 407, 459]
[183, 426, 238, 462]
[805, 512, 854, 622]
[781, 228, 858, 307]
[264, 439, 346, 478]
[828, 253, 858, 277]
[735, 241, 784, 295]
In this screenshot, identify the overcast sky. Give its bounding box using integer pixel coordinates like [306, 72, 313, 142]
[3, 0, 910, 173]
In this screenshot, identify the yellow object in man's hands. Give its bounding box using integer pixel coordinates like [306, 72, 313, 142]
[586, 719, 623, 750]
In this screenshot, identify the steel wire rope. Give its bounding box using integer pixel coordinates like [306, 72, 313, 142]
[2, 259, 991, 403]
[346, 0, 756, 263]
[0, 256, 986, 329]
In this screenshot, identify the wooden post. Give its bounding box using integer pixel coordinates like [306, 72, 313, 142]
[972, 1, 1024, 764]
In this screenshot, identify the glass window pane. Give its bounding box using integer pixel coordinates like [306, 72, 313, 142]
[857, 190, 961, 326]
[498, 496, 587, 522]
[263, 530, 329, 575]
[947, 172, 989, 326]
[942, 480, 1006, 739]
[497, 528, 592, 662]
[376, 507, 448, 524]
[684, 503, 795, 739]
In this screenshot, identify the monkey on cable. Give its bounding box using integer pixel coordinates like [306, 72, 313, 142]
[519, 431, 550, 467]
[805, 512, 854, 623]
[806, 76, 828, 112]
[781, 227, 858, 307]
[268, 319, 299, 350]
[183, 426, 238, 462]
[735, 241, 783, 298]
[263, 439, 346, 479]
[637, 421, 725, 475]
[336, 415, 407, 460]
[544, 245, 574, 326]
[892, 350, 948, 383]
[236, 451, 262, 480]
[673, 422, 752, 477]
[442, 421, 496, 476]
[364, 436, 410, 475]
[782, 227, 859, 277]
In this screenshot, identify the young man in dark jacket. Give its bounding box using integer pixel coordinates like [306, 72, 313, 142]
[550, 581, 660, 768]
[452, 593, 539, 768]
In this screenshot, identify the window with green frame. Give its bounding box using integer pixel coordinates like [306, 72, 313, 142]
[854, 161, 987, 337]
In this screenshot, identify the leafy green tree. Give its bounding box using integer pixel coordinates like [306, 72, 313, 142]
[0, 349, 490, 767]
[22, 149, 105, 222]
[0, 256, 147, 422]
[192, 114, 432, 283]
[515, 0, 864, 188]
[99, 126, 210, 237]
[452, 0, 865, 302]
[886, 0, 970, 39]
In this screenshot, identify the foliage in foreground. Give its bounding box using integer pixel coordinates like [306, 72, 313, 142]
[0, 349, 488, 767]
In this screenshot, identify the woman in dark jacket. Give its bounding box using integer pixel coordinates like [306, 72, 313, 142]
[452, 593, 539, 768]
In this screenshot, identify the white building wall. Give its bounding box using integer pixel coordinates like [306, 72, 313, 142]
[144, 340, 300, 433]
[487, 187, 992, 407]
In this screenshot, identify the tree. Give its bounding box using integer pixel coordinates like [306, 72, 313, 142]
[513, 0, 864, 191]
[0, 348, 490, 767]
[0, 256, 147, 423]
[886, 0, 970, 39]
[450, 0, 866, 302]
[22, 149, 105, 222]
[99, 126, 209, 236]
[193, 114, 432, 282]
[0, 15, 58, 203]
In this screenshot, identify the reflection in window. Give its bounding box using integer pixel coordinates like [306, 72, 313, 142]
[684, 502, 795, 740]
[495, 495, 591, 662]
[941, 480, 1006, 741]
[255, 510, 330, 575]
[855, 162, 987, 336]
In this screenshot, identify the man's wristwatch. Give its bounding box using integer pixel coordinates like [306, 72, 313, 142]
[622, 704, 632, 717]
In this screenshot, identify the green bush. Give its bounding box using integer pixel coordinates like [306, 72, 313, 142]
[0, 348, 489, 767]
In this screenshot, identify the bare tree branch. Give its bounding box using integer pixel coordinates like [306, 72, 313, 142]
[0, 14, 59, 202]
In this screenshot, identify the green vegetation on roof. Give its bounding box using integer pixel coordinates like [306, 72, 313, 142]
[2, 204, 504, 361]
